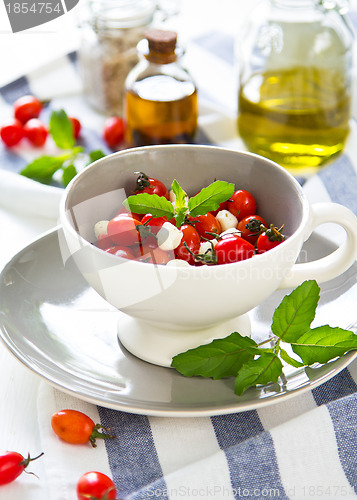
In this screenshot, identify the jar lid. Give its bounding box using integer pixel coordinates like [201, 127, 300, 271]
[88, 0, 156, 29]
[146, 29, 177, 53]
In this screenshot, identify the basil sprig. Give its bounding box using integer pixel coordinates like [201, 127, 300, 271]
[20, 109, 105, 187]
[171, 280, 357, 395]
[123, 178, 234, 225]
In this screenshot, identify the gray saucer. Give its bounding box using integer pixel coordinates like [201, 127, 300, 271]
[0, 227, 356, 417]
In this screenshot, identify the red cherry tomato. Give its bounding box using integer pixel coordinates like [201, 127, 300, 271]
[135, 172, 169, 199]
[0, 451, 43, 485]
[115, 205, 143, 221]
[24, 118, 48, 147]
[51, 409, 115, 447]
[107, 213, 142, 246]
[139, 246, 174, 265]
[174, 224, 200, 265]
[228, 189, 257, 221]
[77, 471, 117, 500]
[189, 213, 221, 240]
[70, 117, 81, 139]
[256, 225, 285, 254]
[96, 233, 114, 250]
[141, 214, 168, 234]
[104, 245, 136, 259]
[0, 119, 24, 147]
[103, 116, 125, 148]
[237, 215, 267, 245]
[13, 95, 42, 124]
[215, 234, 255, 264]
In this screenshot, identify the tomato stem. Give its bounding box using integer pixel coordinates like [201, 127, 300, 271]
[20, 452, 44, 468]
[90, 425, 116, 448]
[183, 241, 217, 265]
[134, 171, 151, 191]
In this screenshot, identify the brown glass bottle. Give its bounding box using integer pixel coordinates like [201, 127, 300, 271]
[124, 29, 198, 147]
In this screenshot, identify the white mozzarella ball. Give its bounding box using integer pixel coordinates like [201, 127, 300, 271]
[157, 222, 183, 251]
[169, 189, 176, 203]
[216, 210, 238, 232]
[94, 220, 109, 238]
[220, 227, 241, 238]
[199, 240, 215, 255]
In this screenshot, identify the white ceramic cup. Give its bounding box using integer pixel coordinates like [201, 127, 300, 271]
[60, 145, 357, 365]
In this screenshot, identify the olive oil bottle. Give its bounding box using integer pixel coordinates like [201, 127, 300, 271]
[238, 66, 351, 169]
[236, 0, 354, 173]
[124, 29, 198, 147]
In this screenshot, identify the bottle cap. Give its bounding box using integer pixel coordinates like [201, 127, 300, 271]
[145, 29, 177, 54]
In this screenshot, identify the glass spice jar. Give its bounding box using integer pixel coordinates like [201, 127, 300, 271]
[77, 0, 157, 116]
[237, 0, 354, 174]
[124, 29, 198, 147]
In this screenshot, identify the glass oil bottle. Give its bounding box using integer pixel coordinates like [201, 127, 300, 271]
[237, 0, 354, 173]
[124, 29, 198, 147]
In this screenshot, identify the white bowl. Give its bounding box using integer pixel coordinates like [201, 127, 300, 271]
[60, 145, 357, 365]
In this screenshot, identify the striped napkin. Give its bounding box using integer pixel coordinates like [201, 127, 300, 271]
[1, 27, 357, 500]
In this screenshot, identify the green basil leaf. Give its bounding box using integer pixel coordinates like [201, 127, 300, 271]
[49, 109, 75, 150]
[171, 179, 187, 210]
[271, 280, 320, 342]
[171, 332, 260, 379]
[279, 348, 304, 368]
[88, 149, 106, 163]
[20, 155, 67, 182]
[188, 181, 234, 216]
[123, 193, 175, 219]
[62, 164, 78, 187]
[175, 208, 187, 228]
[291, 326, 357, 365]
[234, 352, 283, 395]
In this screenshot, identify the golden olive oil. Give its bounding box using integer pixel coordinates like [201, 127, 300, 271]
[125, 75, 198, 147]
[238, 66, 351, 170]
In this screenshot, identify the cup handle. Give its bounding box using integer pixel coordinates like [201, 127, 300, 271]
[278, 202, 357, 290]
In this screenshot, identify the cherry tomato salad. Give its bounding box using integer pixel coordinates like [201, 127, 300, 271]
[93, 172, 286, 266]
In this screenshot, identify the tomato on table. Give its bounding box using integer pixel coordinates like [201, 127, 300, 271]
[13, 95, 43, 124]
[24, 118, 48, 147]
[135, 172, 169, 199]
[0, 119, 24, 147]
[228, 189, 257, 221]
[107, 213, 142, 246]
[0, 451, 43, 485]
[237, 215, 267, 245]
[69, 117, 81, 139]
[103, 116, 125, 148]
[51, 409, 115, 447]
[77, 471, 117, 500]
[215, 234, 255, 264]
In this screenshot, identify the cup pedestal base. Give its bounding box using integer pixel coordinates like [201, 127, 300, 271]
[117, 314, 251, 367]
